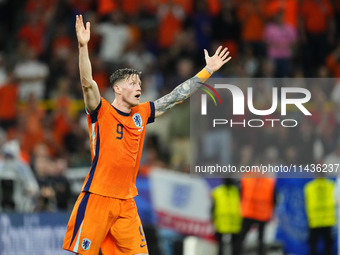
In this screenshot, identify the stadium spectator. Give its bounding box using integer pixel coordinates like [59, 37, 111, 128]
[17, 11, 47, 57]
[51, 80, 74, 154]
[237, 0, 266, 57]
[0, 70, 18, 131]
[157, 1, 185, 49]
[17, 94, 46, 157]
[161, 29, 203, 78]
[265, 0, 299, 28]
[13, 46, 49, 100]
[264, 10, 297, 77]
[138, 62, 164, 103]
[304, 174, 336, 255]
[49, 23, 73, 64]
[200, 89, 233, 167]
[167, 58, 194, 171]
[212, 0, 241, 58]
[50, 158, 71, 211]
[0, 140, 39, 212]
[239, 174, 276, 255]
[84, 12, 102, 54]
[239, 45, 259, 76]
[300, 0, 335, 76]
[96, 0, 118, 18]
[123, 42, 156, 73]
[211, 178, 242, 255]
[33, 155, 57, 212]
[192, 0, 213, 52]
[96, 10, 132, 70]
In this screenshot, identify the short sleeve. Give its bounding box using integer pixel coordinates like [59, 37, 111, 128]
[86, 99, 102, 123]
[147, 101, 155, 124]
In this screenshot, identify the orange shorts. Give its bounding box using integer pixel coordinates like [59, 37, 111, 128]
[63, 192, 148, 255]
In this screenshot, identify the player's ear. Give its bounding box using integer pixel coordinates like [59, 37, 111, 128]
[114, 84, 121, 95]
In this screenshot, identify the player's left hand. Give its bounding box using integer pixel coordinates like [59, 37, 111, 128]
[204, 46, 231, 74]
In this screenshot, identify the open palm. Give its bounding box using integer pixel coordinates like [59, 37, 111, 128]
[75, 15, 90, 47]
[204, 46, 231, 73]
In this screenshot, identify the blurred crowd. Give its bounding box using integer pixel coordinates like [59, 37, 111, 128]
[0, 0, 340, 213]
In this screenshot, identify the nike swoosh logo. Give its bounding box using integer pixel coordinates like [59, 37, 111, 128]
[140, 244, 146, 248]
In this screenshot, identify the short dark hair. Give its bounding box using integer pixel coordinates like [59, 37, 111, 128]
[109, 68, 141, 88]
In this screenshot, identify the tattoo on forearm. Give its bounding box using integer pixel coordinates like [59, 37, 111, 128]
[154, 76, 201, 113]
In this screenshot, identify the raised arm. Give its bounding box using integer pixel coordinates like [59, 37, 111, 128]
[76, 15, 100, 111]
[154, 46, 231, 117]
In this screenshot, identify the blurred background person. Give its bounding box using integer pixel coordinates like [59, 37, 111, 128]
[304, 173, 336, 255]
[300, 0, 335, 76]
[239, 174, 276, 255]
[33, 152, 57, 212]
[264, 10, 297, 77]
[95, 10, 132, 71]
[50, 158, 71, 211]
[211, 178, 242, 255]
[0, 69, 18, 132]
[0, 139, 39, 212]
[13, 46, 49, 100]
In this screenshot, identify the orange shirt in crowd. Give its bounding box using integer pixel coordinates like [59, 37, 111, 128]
[300, 0, 333, 34]
[238, 0, 266, 42]
[97, 0, 118, 17]
[158, 6, 184, 49]
[19, 98, 46, 155]
[52, 96, 73, 147]
[18, 21, 45, 56]
[121, 0, 141, 16]
[0, 82, 18, 121]
[265, 0, 298, 28]
[206, 0, 221, 16]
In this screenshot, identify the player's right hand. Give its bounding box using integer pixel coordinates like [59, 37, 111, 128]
[75, 14, 90, 47]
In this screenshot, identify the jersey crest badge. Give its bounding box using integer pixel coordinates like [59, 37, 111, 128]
[133, 113, 142, 128]
[82, 238, 91, 251]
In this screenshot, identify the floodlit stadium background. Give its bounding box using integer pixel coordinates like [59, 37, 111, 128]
[0, 0, 339, 254]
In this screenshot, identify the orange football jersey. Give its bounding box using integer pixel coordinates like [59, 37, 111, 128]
[82, 97, 155, 199]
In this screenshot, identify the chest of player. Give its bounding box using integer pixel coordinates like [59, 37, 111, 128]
[102, 112, 145, 154]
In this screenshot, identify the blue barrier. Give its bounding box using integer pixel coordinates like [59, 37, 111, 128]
[0, 212, 70, 255]
[275, 178, 338, 255]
